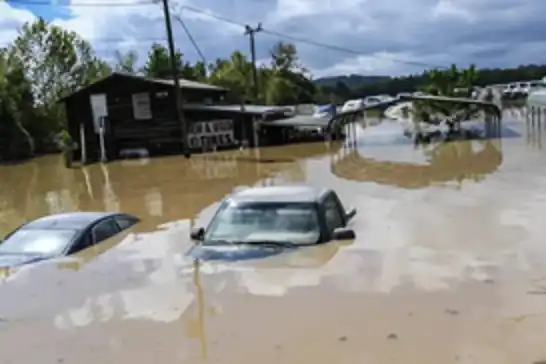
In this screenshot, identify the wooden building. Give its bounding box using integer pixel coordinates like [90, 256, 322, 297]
[59, 72, 295, 163]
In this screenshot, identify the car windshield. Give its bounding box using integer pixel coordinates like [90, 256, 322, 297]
[0, 229, 77, 256]
[204, 202, 320, 245]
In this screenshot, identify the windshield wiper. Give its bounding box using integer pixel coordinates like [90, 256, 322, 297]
[232, 240, 296, 248]
[203, 239, 296, 248]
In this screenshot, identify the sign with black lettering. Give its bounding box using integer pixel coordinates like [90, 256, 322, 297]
[187, 120, 237, 149]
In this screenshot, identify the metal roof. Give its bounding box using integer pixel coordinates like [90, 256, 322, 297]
[57, 72, 226, 103]
[185, 104, 293, 115]
[145, 75, 226, 91]
[230, 186, 328, 203]
[261, 115, 331, 128]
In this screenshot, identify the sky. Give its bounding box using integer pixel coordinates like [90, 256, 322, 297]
[1, 0, 545, 78]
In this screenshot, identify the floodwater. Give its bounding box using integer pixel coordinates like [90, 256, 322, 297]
[2, 109, 546, 364]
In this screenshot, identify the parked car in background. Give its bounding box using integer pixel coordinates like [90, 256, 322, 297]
[503, 83, 517, 99]
[341, 99, 365, 113]
[0, 212, 140, 268]
[188, 186, 357, 261]
[511, 82, 527, 98]
[363, 96, 383, 107]
[313, 104, 336, 118]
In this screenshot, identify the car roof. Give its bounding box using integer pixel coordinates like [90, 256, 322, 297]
[22, 212, 122, 231]
[229, 186, 330, 204]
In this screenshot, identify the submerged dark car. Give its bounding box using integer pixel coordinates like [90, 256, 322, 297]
[0, 212, 139, 269]
[188, 186, 357, 261]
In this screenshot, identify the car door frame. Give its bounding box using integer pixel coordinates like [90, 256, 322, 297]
[318, 191, 348, 241]
[65, 215, 125, 255]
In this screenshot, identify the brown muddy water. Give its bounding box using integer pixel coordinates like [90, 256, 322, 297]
[2, 110, 546, 364]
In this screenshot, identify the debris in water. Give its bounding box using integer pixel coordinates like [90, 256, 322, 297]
[387, 333, 398, 340]
[527, 289, 546, 295]
[338, 336, 347, 342]
[445, 308, 459, 316]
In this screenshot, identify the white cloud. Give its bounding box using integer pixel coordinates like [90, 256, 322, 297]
[0, 1, 35, 45]
[1, 0, 545, 77]
[431, 0, 475, 22]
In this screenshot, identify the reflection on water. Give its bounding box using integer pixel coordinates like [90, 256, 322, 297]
[4, 112, 546, 363]
[0, 143, 338, 236]
[331, 121, 504, 189]
[526, 109, 543, 150]
[186, 260, 207, 360]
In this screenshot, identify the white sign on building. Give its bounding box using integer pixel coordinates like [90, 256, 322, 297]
[187, 119, 237, 149]
[132, 92, 152, 120]
[90, 94, 108, 134]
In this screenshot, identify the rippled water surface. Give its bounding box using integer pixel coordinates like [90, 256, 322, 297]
[1, 110, 546, 364]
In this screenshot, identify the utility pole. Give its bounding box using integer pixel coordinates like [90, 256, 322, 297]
[244, 23, 262, 102]
[160, 0, 190, 158]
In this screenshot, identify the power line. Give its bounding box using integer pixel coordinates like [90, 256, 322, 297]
[172, 12, 206, 63]
[179, 5, 245, 28]
[259, 29, 446, 70]
[5, 0, 445, 69]
[6, 0, 156, 6]
[178, 6, 445, 70]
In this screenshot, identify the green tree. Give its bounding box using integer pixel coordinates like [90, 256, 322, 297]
[208, 51, 253, 101]
[7, 17, 110, 149]
[0, 53, 35, 159]
[263, 42, 317, 105]
[114, 50, 139, 74]
[412, 65, 501, 129]
[142, 43, 183, 78]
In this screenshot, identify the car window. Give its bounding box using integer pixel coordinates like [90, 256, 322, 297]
[204, 202, 320, 245]
[323, 195, 344, 232]
[0, 229, 77, 256]
[114, 215, 138, 230]
[91, 218, 120, 243]
[69, 233, 93, 254]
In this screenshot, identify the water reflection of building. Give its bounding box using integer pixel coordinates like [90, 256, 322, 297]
[331, 122, 504, 189]
[0, 141, 339, 236]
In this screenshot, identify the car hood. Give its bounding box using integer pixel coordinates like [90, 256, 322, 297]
[188, 232, 318, 262]
[0, 253, 49, 268]
[187, 244, 292, 261]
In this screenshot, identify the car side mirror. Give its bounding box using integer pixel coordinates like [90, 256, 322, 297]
[190, 227, 205, 241]
[332, 227, 356, 241]
[345, 207, 357, 221]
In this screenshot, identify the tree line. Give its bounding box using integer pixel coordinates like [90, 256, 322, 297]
[329, 64, 546, 101]
[1, 17, 544, 161]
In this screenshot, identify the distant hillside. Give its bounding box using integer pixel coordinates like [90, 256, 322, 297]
[314, 74, 391, 88]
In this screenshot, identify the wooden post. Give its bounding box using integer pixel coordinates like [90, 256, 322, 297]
[79, 122, 87, 165]
[99, 117, 107, 163]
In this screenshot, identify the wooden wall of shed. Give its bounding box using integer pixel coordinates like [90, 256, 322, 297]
[64, 74, 229, 161]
